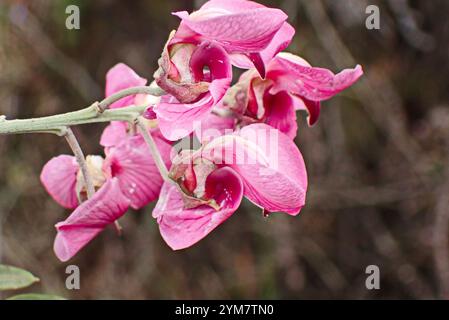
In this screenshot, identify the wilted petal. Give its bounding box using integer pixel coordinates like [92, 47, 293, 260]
[155, 37, 210, 103]
[203, 123, 307, 215]
[54, 178, 130, 262]
[153, 167, 243, 250]
[99, 121, 128, 148]
[105, 63, 147, 109]
[40, 155, 79, 209]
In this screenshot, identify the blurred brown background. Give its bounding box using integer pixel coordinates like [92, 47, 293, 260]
[1, 0, 449, 299]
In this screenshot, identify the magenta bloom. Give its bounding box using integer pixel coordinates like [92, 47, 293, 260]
[153, 40, 232, 141]
[150, 0, 295, 141]
[172, 0, 294, 77]
[42, 63, 172, 261]
[224, 52, 364, 139]
[153, 123, 307, 250]
[41, 132, 172, 261]
[100, 63, 160, 148]
[30, 0, 369, 263]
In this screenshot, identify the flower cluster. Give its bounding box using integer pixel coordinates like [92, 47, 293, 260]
[41, 0, 362, 261]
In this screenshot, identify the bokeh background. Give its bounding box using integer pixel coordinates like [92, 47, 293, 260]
[1, 0, 449, 299]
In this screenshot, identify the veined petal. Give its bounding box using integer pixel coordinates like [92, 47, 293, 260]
[202, 123, 307, 215]
[105, 63, 147, 109]
[174, 8, 288, 53]
[53, 178, 130, 262]
[230, 22, 295, 77]
[40, 155, 79, 209]
[271, 53, 364, 101]
[153, 167, 243, 250]
[103, 130, 172, 209]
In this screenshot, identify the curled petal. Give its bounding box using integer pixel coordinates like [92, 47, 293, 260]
[153, 167, 243, 250]
[202, 123, 307, 215]
[99, 121, 128, 148]
[292, 96, 321, 126]
[155, 78, 230, 141]
[264, 91, 298, 139]
[40, 155, 79, 209]
[190, 41, 232, 82]
[103, 131, 172, 209]
[54, 178, 130, 262]
[270, 53, 364, 101]
[231, 22, 295, 77]
[155, 36, 210, 103]
[156, 40, 231, 104]
[105, 63, 147, 109]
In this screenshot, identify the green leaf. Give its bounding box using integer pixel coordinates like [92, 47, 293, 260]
[0, 264, 40, 291]
[7, 293, 66, 300]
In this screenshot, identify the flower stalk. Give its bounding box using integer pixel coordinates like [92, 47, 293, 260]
[136, 116, 170, 182]
[64, 128, 95, 199]
[0, 86, 164, 136]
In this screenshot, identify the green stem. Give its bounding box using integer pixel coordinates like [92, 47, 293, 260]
[136, 117, 170, 182]
[64, 128, 95, 199]
[98, 85, 164, 112]
[0, 86, 164, 136]
[0, 85, 172, 203]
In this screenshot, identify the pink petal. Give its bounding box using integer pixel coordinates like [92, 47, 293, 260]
[231, 22, 295, 77]
[271, 54, 364, 101]
[40, 155, 79, 209]
[153, 167, 243, 250]
[99, 121, 128, 148]
[190, 41, 232, 82]
[174, 8, 287, 53]
[143, 106, 157, 120]
[200, 0, 264, 11]
[155, 78, 230, 141]
[194, 112, 236, 143]
[264, 91, 298, 139]
[103, 130, 172, 210]
[105, 63, 147, 109]
[54, 178, 130, 262]
[202, 123, 307, 215]
[298, 97, 321, 126]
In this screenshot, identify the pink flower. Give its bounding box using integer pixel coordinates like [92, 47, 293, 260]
[153, 123, 307, 250]
[152, 40, 232, 141]
[223, 52, 364, 139]
[100, 63, 160, 148]
[150, 0, 296, 141]
[172, 0, 294, 77]
[41, 131, 172, 261]
[105, 63, 148, 109]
